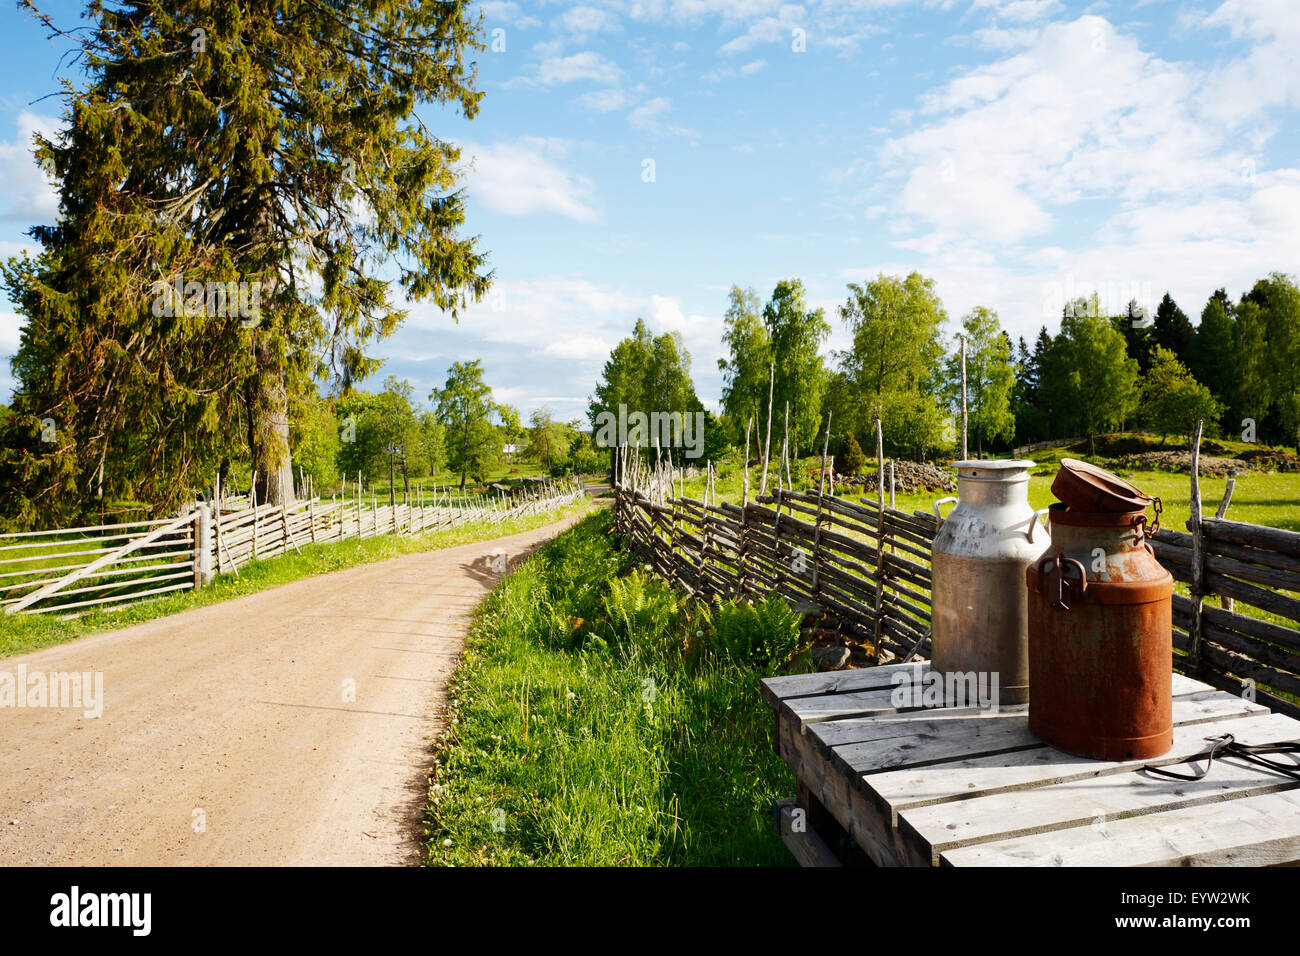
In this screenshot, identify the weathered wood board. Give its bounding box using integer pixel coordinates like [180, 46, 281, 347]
[764, 666, 1300, 867]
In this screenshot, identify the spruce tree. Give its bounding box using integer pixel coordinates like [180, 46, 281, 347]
[2, 0, 488, 526]
[1151, 292, 1195, 365]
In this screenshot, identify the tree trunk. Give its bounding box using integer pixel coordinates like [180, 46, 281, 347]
[248, 339, 295, 508]
[402, 456, 410, 503]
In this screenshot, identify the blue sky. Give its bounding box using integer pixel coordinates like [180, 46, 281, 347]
[1, 0, 1298, 423]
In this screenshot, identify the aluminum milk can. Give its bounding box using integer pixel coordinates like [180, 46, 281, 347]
[931, 460, 1049, 705]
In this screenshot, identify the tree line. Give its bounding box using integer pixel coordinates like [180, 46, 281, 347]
[291, 361, 605, 497]
[589, 272, 1300, 468]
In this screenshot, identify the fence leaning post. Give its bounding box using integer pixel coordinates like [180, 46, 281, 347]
[811, 412, 831, 604]
[1187, 419, 1205, 674]
[874, 418, 886, 660]
[739, 418, 752, 598]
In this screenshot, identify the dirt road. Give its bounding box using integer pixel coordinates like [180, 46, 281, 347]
[0, 513, 585, 866]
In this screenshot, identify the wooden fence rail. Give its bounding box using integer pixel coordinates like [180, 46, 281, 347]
[614, 444, 1300, 720]
[3, 477, 586, 617]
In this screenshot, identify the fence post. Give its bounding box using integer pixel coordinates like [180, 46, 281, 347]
[1187, 420, 1205, 673]
[194, 503, 214, 587]
[251, 479, 259, 560]
[213, 476, 224, 576]
[1216, 479, 1235, 612]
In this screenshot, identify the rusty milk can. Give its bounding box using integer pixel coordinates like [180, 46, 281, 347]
[1027, 459, 1174, 760]
[931, 460, 1049, 705]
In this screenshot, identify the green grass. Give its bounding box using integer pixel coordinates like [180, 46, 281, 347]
[0, 501, 591, 661]
[681, 435, 1300, 533]
[423, 510, 799, 866]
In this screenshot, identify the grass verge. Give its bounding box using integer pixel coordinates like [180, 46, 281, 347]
[423, 509, 800, 866]
[0, 501, 591, 660]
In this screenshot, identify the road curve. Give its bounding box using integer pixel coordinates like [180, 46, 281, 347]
[0, 512, 586, 866]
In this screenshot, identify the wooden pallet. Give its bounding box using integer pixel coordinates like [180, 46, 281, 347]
[762, 661, 1300, 866]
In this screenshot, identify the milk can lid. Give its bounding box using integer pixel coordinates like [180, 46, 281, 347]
[1052, 458, 1152, 512]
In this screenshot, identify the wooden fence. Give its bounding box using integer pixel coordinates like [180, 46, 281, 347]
[613, 474, 939, 661]
[2, 477, 586, 617]
[613, 438, 1300, 720]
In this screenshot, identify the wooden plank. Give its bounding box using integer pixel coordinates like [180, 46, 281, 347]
[941, 788, 1300, 867]
[866, 706, 1281, 823]
[775, 798, 844, 867]
[760, 661, 926, 706]
[836, 710, 1040, 778]
[809, 674, 1218, 757]
[813, 703, 1027, 756]
[780, 686, 902, 725]
[775, 708, 905, 866]
[899, 715, 1300, 866]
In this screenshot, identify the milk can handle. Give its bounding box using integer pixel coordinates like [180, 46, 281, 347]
[933, 497, 958, 521]
[1027, 508, 1050, 543]
[1033, 555, 1087, 611]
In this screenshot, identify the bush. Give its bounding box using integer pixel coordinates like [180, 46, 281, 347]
[840, 431, 867, 475]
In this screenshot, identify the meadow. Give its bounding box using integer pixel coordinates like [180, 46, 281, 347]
[423, 510, 808, 866]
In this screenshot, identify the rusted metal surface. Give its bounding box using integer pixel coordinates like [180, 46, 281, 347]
[1052, 457, 1152, 513]
[1028, 502, 1174, 761]
[932, 460, 1049, 705]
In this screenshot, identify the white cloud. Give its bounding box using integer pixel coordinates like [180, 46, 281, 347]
[457, 138, 600, 222]
[739, 59, 768, 75]
[969, 0, 1063, 22]
[1197, 0, 1300, 126]
[544, 334, 616, 360]
[718, 5, 806, 55]
[629, 97, 672, 129]
[536, 51, 623, 86]
[876, 16, 1262, 247]
[576, 88, 629, 112]
[822, 11, 1300, 348]
[0, 110, 61, 223]
[627, 97, 696, 137]
[388, 276, 730, 421]
[558, 6, 621, 35]
[0, 311, 22, 356]
[480, 1, 540, 28]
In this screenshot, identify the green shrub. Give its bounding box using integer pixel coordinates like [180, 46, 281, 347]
[602, 571, 684, 656]
[700, 594, 805, 671]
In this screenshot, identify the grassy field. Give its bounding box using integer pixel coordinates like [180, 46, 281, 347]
[0, 501, 592, 661]
[423, 509, 804, 866]
[681, 433, 1300, 533]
